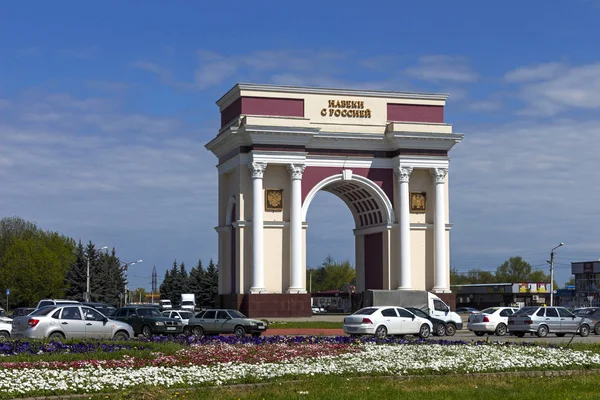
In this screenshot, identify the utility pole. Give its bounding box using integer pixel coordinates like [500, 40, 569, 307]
[152, 266, 157, 304]
[549, 242, 564, 307]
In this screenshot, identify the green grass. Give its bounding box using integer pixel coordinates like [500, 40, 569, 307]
[266, 321, 342, 329]
[90, 372, 600, 399]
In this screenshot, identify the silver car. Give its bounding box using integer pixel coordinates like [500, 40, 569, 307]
[11, 305, 134, 340]
[508, 306, 594, 338]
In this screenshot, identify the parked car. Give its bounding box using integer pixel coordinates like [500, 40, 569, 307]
[11, 305, 134, 340]
[0, 307, 11, 323]
[0, 319, 11, 339]
[467, 307, 519, 336]
[36, 299, 81, 309]
[83, 302, 117, 317]
[186, 309, 268, 337]
[9, 307, 36, 319]
[455, 307, 479, 315]
[508, 306, 594, 337]
[405, 307, 454, 336]
[312, 306, 326, 314]
[161, 310, 195, 334]
[343, 306, 432, 339]
[159, 299, 172, 311]
[572, 307, 600, 335]
[113, 305, 183, 337]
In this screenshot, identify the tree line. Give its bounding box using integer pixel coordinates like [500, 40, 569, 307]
[451, 256, 552, 286]
[0, 216, 218, 309]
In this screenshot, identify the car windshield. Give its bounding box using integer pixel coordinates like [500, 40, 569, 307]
[181, 301, 194, 305]
[228, 310, 246, 319]
[481, 308, 499, 314]
[137, 308, 161, 317]
[512, 307, 538, 316]
[352, 308, 378, 315]
[31, 306, 58, 316]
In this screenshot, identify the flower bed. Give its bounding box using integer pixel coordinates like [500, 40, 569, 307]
[0, 337, 599, 398]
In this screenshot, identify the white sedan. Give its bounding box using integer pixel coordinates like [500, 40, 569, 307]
[343, 306, 432, 339]
[467, 307, 519, 336]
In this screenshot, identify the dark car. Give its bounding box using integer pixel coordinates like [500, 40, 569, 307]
[187, 309, 268, 337]
[405, 307, 455, 336]
[572, 307, 600, 335]
[9, 307, 36, 318]
[83, 302, 117, 317]
[113, 305, 183, 337]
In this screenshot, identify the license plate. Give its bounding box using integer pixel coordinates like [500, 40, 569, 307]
[167, 327, 176, 331]
[258, 326, 265, 330]
[346, 326, 357, 331]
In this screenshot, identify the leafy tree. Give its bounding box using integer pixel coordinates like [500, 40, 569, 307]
[495, 256, 534, 282]
[130, 287, 148, 303]
[307, 255, 356, 292]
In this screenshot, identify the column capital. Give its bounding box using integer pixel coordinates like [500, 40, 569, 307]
[394, 166, 413, 183]
[431, 167, 448, 184]
[287, 163, 306, 180]
[249, 162, 267, 179]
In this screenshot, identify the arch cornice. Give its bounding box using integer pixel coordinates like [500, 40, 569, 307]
[301, 173, 395, 224]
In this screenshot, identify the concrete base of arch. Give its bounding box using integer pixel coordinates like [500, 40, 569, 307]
[217, 293, 312, 318]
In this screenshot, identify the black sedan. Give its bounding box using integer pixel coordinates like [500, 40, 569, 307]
[405, 307, 455, 336]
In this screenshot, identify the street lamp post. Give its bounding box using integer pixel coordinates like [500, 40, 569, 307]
[121, 259, 143, 305]
[86, 246, 108, 302]
[549, 242, 564, 306]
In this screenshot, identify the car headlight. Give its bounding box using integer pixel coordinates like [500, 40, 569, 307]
[248, 321, 256, 326]
[155, 321, 165, 326]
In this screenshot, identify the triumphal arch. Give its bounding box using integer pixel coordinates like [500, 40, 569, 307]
[206, 83, 463, 317]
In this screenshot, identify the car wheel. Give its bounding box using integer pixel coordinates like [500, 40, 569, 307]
[435, 323, 446, 336]
[495, 323, 507, 336]
[474, 331, 485, 336]
[579, 324, 590, 337]
[445, 323, 456, 336]
[419, 324, 431, 339]
[595, 323, 600, 335]
[183, 326, 191, 336]
[113, 331, 129, 341]
[0, 330, 9, 340]
[537, 325, 549, 338]
[556, 333, 566, 337]
[48, 332, 65, 340]
[234, 326, 246, 337]
[192, 325, 204, 336]
[374, 325, 387, 339]
[142, 325, 153, 337]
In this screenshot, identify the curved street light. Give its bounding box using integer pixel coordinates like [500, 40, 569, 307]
[549, 242, 564, 306]
[121, 259, 143, 305]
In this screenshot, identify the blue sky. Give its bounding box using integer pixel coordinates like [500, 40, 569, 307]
[1, 1, 599, 290]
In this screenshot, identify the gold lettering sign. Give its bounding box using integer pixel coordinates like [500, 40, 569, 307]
[320, 99, 372, 119]
[410, 192, 426, 213]
[265, 189, 283, 211]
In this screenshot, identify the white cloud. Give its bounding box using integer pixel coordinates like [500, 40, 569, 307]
[405, 55, 478, 83]
[506, 62, 600, 115]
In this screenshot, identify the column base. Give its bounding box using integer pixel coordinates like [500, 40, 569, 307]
[431, 287, 451, 294]
[396, 286, 413, 290]
[286, 287, 307, 294]
[249, 287, 267, 294]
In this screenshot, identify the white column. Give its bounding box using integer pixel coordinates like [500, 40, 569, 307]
[431, 168, 448, 292]
[287, 163, 306, 293]
[394, 166, 413, 290]
[249, 162, 266, 293]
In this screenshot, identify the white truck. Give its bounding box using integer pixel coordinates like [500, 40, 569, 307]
[180, 293, 196, 312]
[362, 290, 463, 335]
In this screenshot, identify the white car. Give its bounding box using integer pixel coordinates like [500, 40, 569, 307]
[0, 319, 11, 339]
[467, 307, 519, 336]
[161, 310, 195, 334]
[343, 306, 433, 339]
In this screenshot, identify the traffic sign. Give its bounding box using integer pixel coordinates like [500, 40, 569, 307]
[5, 288, 9, 296]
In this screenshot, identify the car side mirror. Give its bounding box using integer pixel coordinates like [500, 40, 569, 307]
[411, 315, 415, 320]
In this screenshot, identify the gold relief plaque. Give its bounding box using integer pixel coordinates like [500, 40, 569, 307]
[265, 189, 283, 211]
[410, 192, 427, 213]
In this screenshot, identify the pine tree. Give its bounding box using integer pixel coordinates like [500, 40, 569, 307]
[168, 260, 181, 305]
[65, 241, 87, 301]
[159, 269, 173, 302]
[188, 259, 205, 302]
[179, 262, 190, 294]
[199, 259, 218, 308]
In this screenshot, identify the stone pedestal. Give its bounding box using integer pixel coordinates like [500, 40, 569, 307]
[217, 293, 312, 318]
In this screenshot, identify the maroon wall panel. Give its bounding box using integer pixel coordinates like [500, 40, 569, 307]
[221, 98, 242, 127]
[302, 167, 394, 204]
[364, 233, 383, 290]
[242, 97, 304, 118]
[387, 104, 444, 123]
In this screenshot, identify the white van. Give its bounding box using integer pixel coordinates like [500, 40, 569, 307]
[159, 299, 172, 311]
